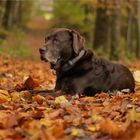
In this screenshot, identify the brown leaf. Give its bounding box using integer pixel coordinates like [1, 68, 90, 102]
[14, 83, 24, 91]
[24, 76, 39, 90]
[33, 95, 46, 104]
[32, 110, 44, 119]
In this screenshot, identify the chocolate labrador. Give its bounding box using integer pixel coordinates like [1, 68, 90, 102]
[39, 28, 135, 96]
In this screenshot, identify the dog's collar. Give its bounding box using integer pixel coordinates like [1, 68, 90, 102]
[62, 50, 86, 71]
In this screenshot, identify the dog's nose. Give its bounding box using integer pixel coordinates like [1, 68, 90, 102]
[39, 47, 46, 53]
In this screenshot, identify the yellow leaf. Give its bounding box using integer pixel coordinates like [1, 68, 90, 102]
[91, 114, 102, 121]
[11, 92, 21, 101]
[130, 106, 138, 122]
[0, 90, 11, 102]
[71, 128, 82, 136]
[0, 90, 9, 96]
[133, 71, 140, 82]
[31, 107, 35, 112]
[40, 118, 49, 126]
[40, 119, 45, 125]
[88, 126, 96, 132]
[55, 96, 68, 104]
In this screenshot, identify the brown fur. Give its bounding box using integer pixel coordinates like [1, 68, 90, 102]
[39, 28, 135, 96]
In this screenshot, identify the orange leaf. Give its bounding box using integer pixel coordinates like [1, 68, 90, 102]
[0, 90, 11, 103]
[24, 76, 39, 90]
[33, 95, 46, 104]
[99, 118, 121, 137]
[52, 122, 65, 138]
[32, 110, 44, 119]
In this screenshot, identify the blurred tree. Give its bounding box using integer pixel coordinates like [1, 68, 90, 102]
[1, 0, 33, 30]
[110, 0, 121, 60]
[0, 0, 139, 61]
[136, 0, 140, 59]
[2, 0, 14, 29]
[52, 0, 85, 30]
[0, 0, 5, 26]
[51, 0, 94, 47]
[93, 0, 121, 60]
[93, 0, 111, 56]
[125, 4, 133, 58]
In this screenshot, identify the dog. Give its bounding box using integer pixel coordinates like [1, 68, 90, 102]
[39, 28, 135, 96]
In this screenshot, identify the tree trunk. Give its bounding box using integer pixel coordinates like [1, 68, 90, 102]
[93, 1, 111, 55]
[110, 0, 121, 60]
[12, 0, 20, 24]
[136, 0, 140, 59]
[2, 0, 12, 29]
[126, 7, 132, 58]
[83, 3, 92, 48]
[0, 0, 6, 26]
[2, 0, 17, 29]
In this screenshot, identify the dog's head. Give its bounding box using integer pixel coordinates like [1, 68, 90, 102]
[39, 28, 85, 68]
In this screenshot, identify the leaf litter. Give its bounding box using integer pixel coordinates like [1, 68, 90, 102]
[0, 55, 140, 139]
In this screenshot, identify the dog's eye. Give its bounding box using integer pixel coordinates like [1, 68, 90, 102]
[45, 36, 50, 42]
[53, 38, 59, 44]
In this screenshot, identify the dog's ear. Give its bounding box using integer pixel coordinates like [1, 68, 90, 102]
[71, 30, 85, 55]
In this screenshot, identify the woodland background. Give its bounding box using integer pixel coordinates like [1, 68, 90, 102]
[0, 0, 140, 139]
[0, 0, 140, 61]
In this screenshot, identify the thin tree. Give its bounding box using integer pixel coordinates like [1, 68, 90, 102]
[136, 0, 140, 59]
[126, 5, 133, 58]
[2, 0, 14, 29]
[110, 0, 121, 60]
[93, 0, 111, 56]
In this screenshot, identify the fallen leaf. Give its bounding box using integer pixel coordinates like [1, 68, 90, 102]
[133, 71, 140, 82]
[129, 106, 138, 122]
[99, 118, 121, 137]
[71, 128, 83, 136]
[87, 125, 99, 132]
[14, 83, 24, 91]
[52, 122, 65, 138]
[6, 113, 18, 128]
[49, 109, 63, 119]
[91, 114, 102, 122]
[0, 90, 11, 103]
[11, 92, 21, 101]
[32, 110, 44, 119]
[33, 95, 46, 104]
[55, 96, 68, 104]
[24, 76, 39, 90]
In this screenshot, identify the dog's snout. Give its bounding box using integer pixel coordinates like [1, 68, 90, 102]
[50, 59, 57, 64]
[39, 47, 46, 53]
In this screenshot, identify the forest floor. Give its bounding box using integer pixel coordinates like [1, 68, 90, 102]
[1, 17, 140, 139]
[0, 55, 140, 139]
